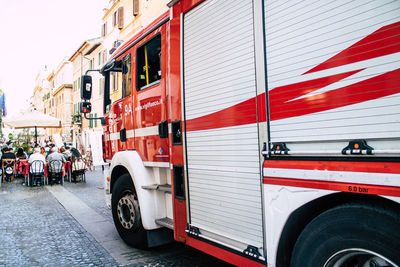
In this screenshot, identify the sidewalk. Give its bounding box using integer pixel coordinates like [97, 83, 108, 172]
[0, 179, 117, 267]
[0, 170, 232, 266]
[51, 168, 233, 267]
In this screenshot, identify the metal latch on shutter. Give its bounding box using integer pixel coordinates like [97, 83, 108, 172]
[243, 245, 261, 260]
[342, 140, 373, 155]
[186, 224, 200, 237]
[271, 142, 290, 155]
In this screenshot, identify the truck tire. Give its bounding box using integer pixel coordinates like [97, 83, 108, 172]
[290, 202, 400, 267]
[111, 173, 148, 248]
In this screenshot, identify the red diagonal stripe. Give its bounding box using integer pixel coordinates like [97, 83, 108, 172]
[305, 21, 400, 74]
[270, 68, 400, 121]
[186, 97, 257, 132]
[269, 69, 363, 103]
[186, 93, 269, 132]
[186, 69, 400, 130]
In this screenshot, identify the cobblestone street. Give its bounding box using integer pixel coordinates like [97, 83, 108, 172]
[0, 169, 232, 267]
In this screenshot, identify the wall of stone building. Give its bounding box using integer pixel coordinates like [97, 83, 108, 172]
[31, 0, 170, 149]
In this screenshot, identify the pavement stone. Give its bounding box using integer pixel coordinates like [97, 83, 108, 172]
[0, 180, 118, 267]
[0, 170, 234, 267]
[62, 167, 233, 267]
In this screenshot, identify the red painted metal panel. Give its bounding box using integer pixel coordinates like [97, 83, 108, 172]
[168, 13, 188, 242]
[263, 160, 400, 174]
[264, 176, 400, 197]
[187, 237, 266, 267]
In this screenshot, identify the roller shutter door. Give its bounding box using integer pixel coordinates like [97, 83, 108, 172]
[183, 0, 264, 255]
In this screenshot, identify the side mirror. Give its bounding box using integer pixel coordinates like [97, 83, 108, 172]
[80, 102, 92, 114]
[81, 75, 92, 100]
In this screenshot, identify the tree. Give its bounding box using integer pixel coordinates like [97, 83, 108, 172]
[12, 129, 35, 154]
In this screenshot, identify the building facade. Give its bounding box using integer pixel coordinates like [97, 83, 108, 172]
[52, 58, 73, 141]
[30, 0, 169, 150]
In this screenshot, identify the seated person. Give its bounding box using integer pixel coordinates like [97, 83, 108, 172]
[1, 147, 16, 162]
[71, 155, 87, 182]
[40, 147, 47, 157]
[59, 146, 71, 161]
[47, 147, 65, 184]
[16, 148, 27, 160]
[64, 146, 72, 159]
[28, 147, 46, 167]
[28, 148, 46, 185]
[1, 147, 16, 181]
[47, 147, 66, 164]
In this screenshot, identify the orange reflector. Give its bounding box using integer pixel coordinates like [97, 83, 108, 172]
[178, 236, 186, 243]
[354, 143, 359, 149]
[277, 145, 280, 150]
[107, 177, 110, 182]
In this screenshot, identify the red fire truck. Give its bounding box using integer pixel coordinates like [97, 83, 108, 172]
[80, 0, 400, 266]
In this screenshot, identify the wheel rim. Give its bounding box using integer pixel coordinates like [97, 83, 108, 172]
[324, 248, 398, 267]
[117, 193, 138, 230]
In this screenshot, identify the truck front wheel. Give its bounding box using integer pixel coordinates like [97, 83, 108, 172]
[111, 173, 148, 248]
[290, 202, 400, 267]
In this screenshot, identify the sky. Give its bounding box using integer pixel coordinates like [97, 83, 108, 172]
[0, 0, 108, 117]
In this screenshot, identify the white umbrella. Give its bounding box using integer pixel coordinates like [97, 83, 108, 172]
[3, 110, 61, 143]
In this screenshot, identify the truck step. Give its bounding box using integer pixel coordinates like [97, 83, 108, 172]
[155, 217, 174, 230]
[141, 184, 171, 193]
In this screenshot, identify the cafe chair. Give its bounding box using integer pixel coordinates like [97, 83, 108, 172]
[48, 160, 64, 185]
[28, 160, 46, 186]
[71, 158, 87, 183]
[2, 158, 16, 183]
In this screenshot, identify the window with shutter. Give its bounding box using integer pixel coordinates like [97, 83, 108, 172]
[103, 50, 107, 63]
[118, 7, 124, 29]
[133, 0, 139, 16]
[102, 22, 107, 37]
[112, 11, 117, 27]
[89, 114, 93, 128]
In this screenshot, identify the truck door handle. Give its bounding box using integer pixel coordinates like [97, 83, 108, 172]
[158, 120, 168, 138]
[172, 120, 182, 145]
[120, 128, 126, 142]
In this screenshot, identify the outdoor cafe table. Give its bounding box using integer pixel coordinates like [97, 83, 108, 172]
[65, 161, 71, 181]
[22, 161, 70, 183]
[17, 159, 29, 178]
